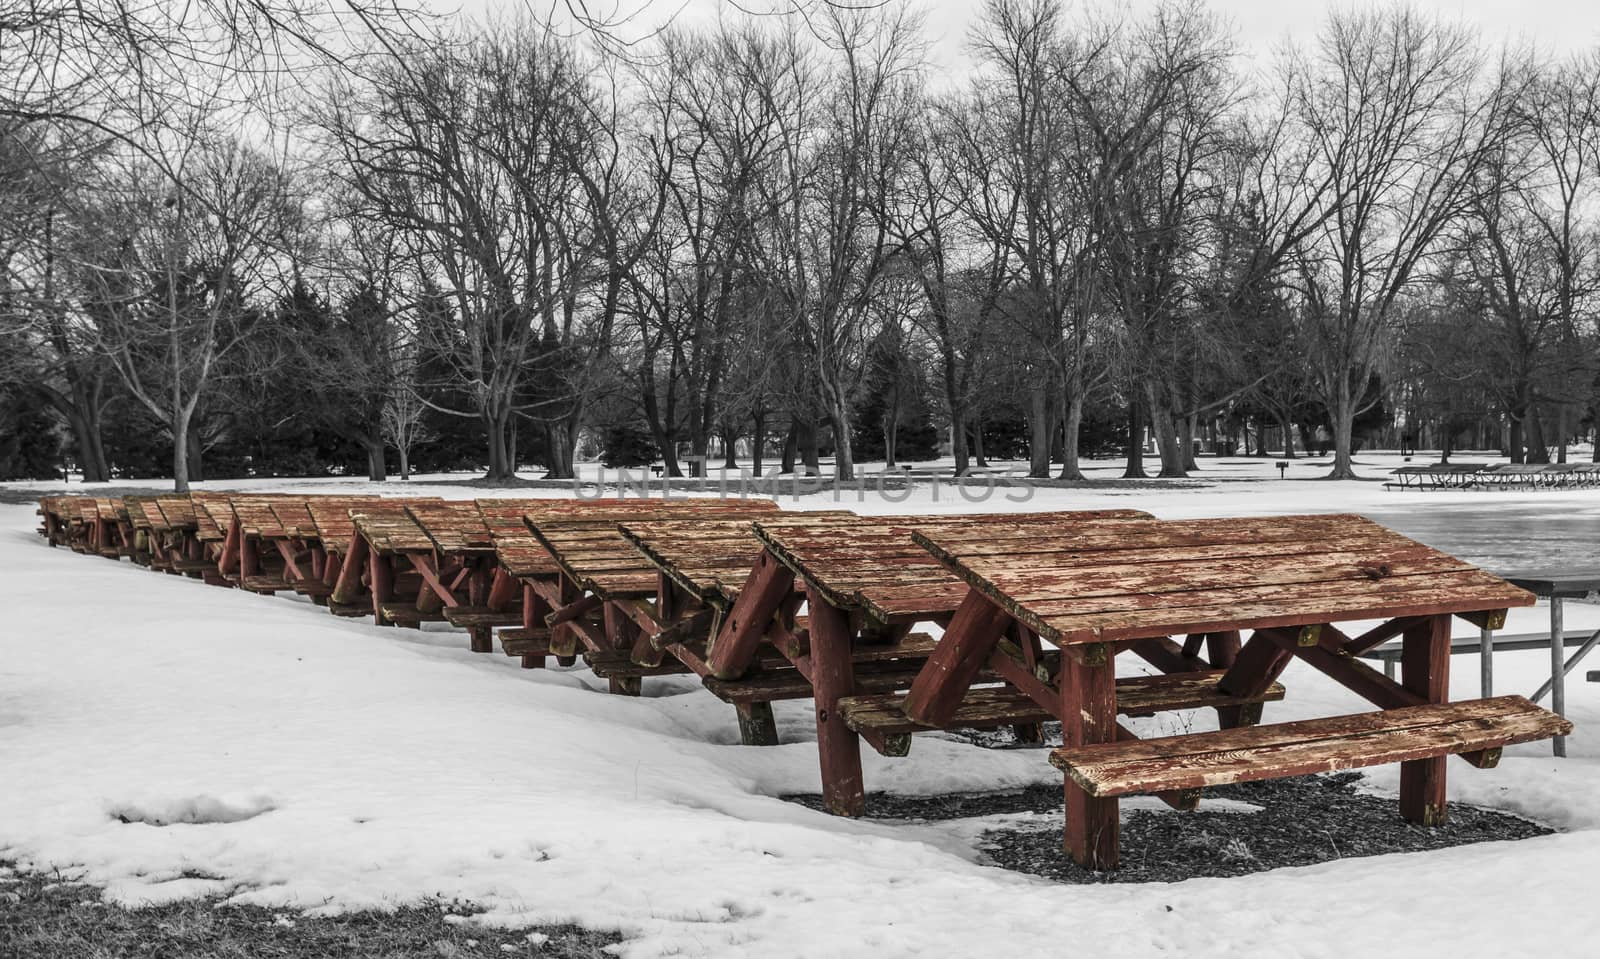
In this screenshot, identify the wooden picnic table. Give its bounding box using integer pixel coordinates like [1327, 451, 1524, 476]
[683, 510, 1150, 805]
[497, 498, 783, 714]
[909, 512, 1568, 869]
[621, 511, 893, 743]
[336, 498, 447, 626]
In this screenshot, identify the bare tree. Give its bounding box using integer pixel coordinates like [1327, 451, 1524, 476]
[1286, 7, 1511, 478]
[74, 134, 302, 490]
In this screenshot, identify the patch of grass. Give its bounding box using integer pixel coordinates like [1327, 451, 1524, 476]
[0, 863, 619, 959]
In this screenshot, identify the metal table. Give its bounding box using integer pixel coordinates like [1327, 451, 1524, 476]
[1494, 571, 1600, 757]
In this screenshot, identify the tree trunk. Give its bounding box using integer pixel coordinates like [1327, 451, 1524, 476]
[1122, 394, 1147, 479]
[364, 440, 387, 482]
[399, 444, 411, 480]
[948, 396, 970, 476]
[484, 411, 513, 481]
[542, 421, 576, 480]
[828, 400, 855, 481]
[1058, 392, 1085, 482]
[172, 413, 191, 493]
[781, 418, 798, 474]
[751, 409, 766, 475]
[798, 417, 820, 474]
[720, 425, 738, 470]
[186, 428, 204, 483]
[1146, 396, 1188, 479]
[1526, 406, 1550, 464]
[1027, 385, 1051, 479]
[62, 406, 108, 482]
[1328, 375, 1357, 479]
[1181, 413, 1199, 473]
[883, 413, 898, 469]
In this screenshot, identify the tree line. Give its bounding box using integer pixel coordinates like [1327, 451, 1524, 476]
[4, 0, 1600, 489]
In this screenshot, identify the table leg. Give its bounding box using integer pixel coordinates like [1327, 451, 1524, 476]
[1551, 598, 1566, 758]
[1400, 614, 1450, 825]
[1061, 648, 1118, 870]
[369, 550, 394, 627]
[807, 587, 863, 817]
[1480, 627, 1493, 698]
[521, 583, 548, 669]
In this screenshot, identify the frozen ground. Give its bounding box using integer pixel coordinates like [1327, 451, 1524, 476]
[3, 453, 1599, 957]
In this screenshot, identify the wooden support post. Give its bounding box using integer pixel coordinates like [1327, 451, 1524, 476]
[468, 560, 492, 653]
[331, 536, 369, 605]
[486, 567, 517, 610]
[603, 604, 642, 696]
[807, 587, 864, 817]
[1205, 631, 1248, 728]
[218, 521, 240, 577]
[707, 550, 794, 680]
[368, 550, 395, 626]
[902, 590, 1009, 726]
[1217, 631, 1295, 699]
[521, 583, 549, 669]
[736, 703, 779, 747]
[549, 579, 581, 657]
[1399, 614, 1451, 826]
[1061, 648, 1119, 870]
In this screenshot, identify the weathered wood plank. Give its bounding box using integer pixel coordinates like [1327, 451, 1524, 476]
[1050, 696, 1570, 798]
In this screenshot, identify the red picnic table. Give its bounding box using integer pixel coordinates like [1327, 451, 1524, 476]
[909, 512, 1570, 869]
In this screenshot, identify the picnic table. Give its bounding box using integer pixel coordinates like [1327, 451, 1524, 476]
[306, 497, 399, 616]
[910, 512, 1569, 869]
[494, 498, 783, 715]
[339, 499, 449, 626]
[718, 510, 1153, 810]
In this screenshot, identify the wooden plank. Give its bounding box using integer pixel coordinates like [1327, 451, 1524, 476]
[1050, 696, 1570, 798]
[916, 515, 1536, 646]
[901, 590, 1010, 726]
[839, 671, 1287, 736]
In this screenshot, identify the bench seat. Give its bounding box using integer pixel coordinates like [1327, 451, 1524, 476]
[583, 649, 693, 678]
[839, 670, 1287, 737]
[441, 606, 523, 628]
[379, 602, 445, 623]
[1050, 695, 1570, 798]
[498, 627, 552, 657]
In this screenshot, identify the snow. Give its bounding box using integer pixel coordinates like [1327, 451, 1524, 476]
[3, 455, 1600, 957]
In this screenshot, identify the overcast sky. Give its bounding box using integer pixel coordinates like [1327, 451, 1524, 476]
[462, 0, 1600, 75]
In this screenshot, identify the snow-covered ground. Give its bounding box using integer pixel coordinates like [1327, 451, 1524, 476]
[4, 454, 1599, 957]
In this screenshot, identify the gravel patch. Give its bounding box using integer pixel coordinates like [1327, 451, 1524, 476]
[787, 772, 1552, 884]
[0, 861, 620, 958]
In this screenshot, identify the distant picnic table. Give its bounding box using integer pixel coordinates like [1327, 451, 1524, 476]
[1387, 462, 1600, 491]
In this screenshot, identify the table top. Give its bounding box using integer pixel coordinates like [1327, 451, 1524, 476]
[754, 510, 1151, 622]
[189, 494, 236, 542]
[406, 501, 497, 554]
[350, 503, 437, 554]
[1496, 570, 1600, 599]
[267, 500, 319, 539]
[621, 512, 858, 608]
[917, 513, 1535, 646]
[531, 505, 783, 598]
[304, 497, 396, 547]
